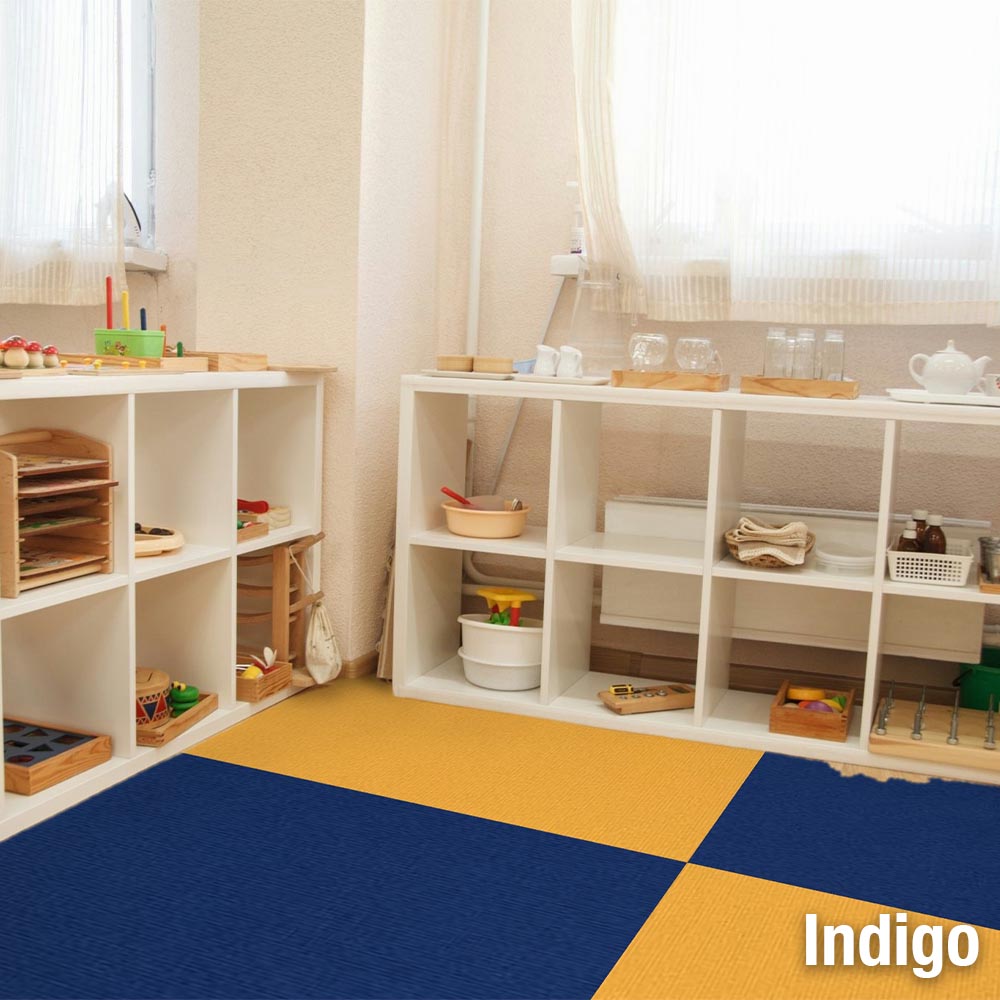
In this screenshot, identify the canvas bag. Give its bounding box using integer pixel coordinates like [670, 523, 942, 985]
[290, 550, 342, 684]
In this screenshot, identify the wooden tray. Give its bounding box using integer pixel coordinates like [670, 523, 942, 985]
[4, 716, 111, 795]
[59, 353, 210, 372]
[599, 682, 695, 715]
[740, 375, 860, 399]
[769, 680, 854, 742]
[869, 697, 1000, 773]
[135, 692, 218, 747]
[980, 570, 1000, 595]
[236, 661, 292, 702]
[611, 371, 730, 392]
[237, 521, 269, 543]
[183, 351, 268, 372]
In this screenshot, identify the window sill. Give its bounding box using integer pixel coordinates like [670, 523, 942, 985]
[125, 246, 168, 273]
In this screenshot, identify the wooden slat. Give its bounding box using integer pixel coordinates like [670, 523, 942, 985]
[611, 370, 730, 392]
[739, 375, 860, 399]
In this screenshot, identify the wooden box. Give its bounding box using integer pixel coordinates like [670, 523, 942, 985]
[769, 680, 855, 742]
[4, 717, 111, 795]
[236, 661, 292, 702]
[611, 370, 730, 392]
[135, 692, 218, 747]
[184, 351, 268, 372]
[0, 429, 117, 598]
[740, 375, 860, 399]
[236, 520, 269, 543]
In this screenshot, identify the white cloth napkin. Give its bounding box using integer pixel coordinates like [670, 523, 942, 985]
[732, 517, 810, 566]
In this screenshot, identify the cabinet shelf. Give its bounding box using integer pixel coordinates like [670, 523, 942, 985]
[134, 544, 233, 582]
[0, 572, 129, 622]
[403, 656, 544, 708]
[713, 555, 875, 592]
[237, 523, 318, 556]
[556, 533, 703, 573]
[409, 525, 547, 559]
[882, 576, 1000, 605]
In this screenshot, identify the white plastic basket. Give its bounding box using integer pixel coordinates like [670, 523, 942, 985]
[885, 539, 974, 587]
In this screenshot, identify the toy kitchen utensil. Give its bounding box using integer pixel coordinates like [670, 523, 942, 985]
[909, 341, 991, 395]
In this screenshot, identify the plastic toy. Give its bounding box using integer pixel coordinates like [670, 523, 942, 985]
[475, 587, 537, 626]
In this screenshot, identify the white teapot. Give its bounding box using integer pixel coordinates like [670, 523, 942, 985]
[909, 341, 991, 395]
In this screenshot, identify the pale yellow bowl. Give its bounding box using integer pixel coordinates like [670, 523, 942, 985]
[442, 499, 530, 538]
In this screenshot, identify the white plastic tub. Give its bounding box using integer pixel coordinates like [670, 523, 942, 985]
[458, 648, 541, 691]
[458, 614, 543, 664]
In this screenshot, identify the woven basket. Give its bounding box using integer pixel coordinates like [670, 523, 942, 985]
[725, 526, 816, 568]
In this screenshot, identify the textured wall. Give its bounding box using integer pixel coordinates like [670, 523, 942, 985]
[197, 0, 365, 654]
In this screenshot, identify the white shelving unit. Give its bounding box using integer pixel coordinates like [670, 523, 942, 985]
[0, 371, 324, 840]
[394, 375, 1000, 785]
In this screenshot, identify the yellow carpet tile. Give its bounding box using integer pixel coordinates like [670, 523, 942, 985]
[189, 677, 760, 860]
[596, 864, 999, 1000]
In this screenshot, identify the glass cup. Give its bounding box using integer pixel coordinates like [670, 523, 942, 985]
[628, 332, 669, 371]
[675, 337, 715, 372]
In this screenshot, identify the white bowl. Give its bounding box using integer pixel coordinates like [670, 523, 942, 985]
[458, 648, 541, 691]
[458, 613, 543, 664]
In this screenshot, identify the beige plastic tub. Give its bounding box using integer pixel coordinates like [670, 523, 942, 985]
[442, 499, 530, 538]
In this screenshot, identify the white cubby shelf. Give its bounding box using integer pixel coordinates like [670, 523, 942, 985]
[0, 371, 325, 840]
[394, 375, 1000, 786]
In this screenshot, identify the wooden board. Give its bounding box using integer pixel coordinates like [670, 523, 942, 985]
[17, 476, 117, 497]
[611, 371, 730, 392]
[740, 375, 860, 399]
[980, 570, 1000, 595]
[769, 680, 855, 741]
[268, 364, 338, 373]
[135, 692, 218, 747]
[599, 682, 696, 714]
[4, 717, 111, 795]
[236, 661, 292, 702]
[60, 353, 210, 372]
[183, 351, 268, 372]
[869, 697, 1000, 773]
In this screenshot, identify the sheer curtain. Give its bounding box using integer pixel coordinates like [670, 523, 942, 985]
[0, 0, 125, 306]
[573, 0, 1000, 325]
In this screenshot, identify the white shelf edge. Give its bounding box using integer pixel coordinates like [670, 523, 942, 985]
[409, 525, 547, 559]
[555, 532, 704, 573]
[0, 572, 130, 621]
[712, 555, 875, 592]
[882, 576, 1000, 605]
[236, 523, 319, 556]
[134, 544, 233, 582]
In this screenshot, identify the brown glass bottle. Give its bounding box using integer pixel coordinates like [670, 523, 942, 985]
[924, 514, 947, 554]
[897, 529, 920, 552]
[912, 510, 929, 549]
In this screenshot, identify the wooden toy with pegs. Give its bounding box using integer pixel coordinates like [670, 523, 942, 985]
[4, 717, 111, 795]
[599, 682, 696, 715]
[869, 686, 1000, 772]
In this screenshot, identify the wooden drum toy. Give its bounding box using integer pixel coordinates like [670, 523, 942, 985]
[136, 667, 171, 728]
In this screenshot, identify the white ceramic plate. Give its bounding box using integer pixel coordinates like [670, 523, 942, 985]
[420, 370, 513, 380]
[887, 388, 1000, 407]
[512, 374, 610, 385]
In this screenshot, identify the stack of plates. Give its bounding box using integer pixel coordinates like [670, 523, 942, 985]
[814, 543, 875, 576]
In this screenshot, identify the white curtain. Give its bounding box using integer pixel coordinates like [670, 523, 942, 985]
[573, 0, 1000, 325]
[0, 0, 125, 306]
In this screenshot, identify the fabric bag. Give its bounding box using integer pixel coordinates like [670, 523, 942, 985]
[290, 550, 342, 684]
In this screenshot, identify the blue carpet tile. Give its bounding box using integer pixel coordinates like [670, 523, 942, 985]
[0, 755, 683, 1000]
[692, 752, 1000, 929]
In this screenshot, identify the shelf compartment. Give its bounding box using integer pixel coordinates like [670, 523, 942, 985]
[134, 543, 232, 582]
[557, 532, 703, 573]
[713, 555, 875, 592]
[403, 656, 542, 707]
[706, 689, 864, 747]
[410, 524, 547, 559]
[0, 572, 128, 622]
[237, 522, 315, 556]
[135, 693, 220, 747]
[882, 576, 1000, 605]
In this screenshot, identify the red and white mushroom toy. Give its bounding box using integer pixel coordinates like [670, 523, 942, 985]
[2, 337, 28, 369]
[25, 342, 43, 368]
[42, 345, 60, 368]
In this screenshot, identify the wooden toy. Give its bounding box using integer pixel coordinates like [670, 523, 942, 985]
[236, 660, 292, 702]
[4, 717, 111, 795]
[599, 682, 696, 715]
[135, 523, 185, 557]
[169, 682, 200, 716]
[60, 352, 209, 372]
[0, 429, 116, 598]
[135, 691, 218, 747]
[135, 668, 172, 728]
[769, 680, 855, 741]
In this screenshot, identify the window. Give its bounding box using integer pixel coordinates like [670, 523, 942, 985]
[123, 0, 155, 248]
[573, 0, 1000, 324]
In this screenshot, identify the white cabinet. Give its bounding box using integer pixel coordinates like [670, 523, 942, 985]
[394, 375, 1000, 784]
[0, 372, 324, 840]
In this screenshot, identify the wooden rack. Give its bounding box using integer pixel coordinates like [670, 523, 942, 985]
[0, 429, 116, 598]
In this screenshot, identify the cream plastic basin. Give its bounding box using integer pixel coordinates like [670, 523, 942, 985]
[458, 614, 543, 664]
[458, 648, 541, 691]
[442, 499, 530, 538]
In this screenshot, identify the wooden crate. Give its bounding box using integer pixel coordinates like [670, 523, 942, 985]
[769, 680, 855, 742]
[4, 716, 111, 795]
[135, 692, 218, 747]
[236, 661, 292, 702]
[0, 429, 116, 599]
[740, 375, 860, 399]
[611, 371, 730, 391]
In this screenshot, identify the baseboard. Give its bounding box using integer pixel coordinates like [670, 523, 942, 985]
[342, 650, 378, 679]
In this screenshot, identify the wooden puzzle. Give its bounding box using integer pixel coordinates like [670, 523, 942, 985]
[4, 717, 111, 795]
[599, 682, 696, 715]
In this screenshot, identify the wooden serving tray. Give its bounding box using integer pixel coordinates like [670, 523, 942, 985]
[135, 692, 218, 747]
[4, 716, 111, 795]
[59, 353, 210, 372]
[599, 682, 696, 715]
[740, 375, 860, 399]
[611, 370, 730, 391]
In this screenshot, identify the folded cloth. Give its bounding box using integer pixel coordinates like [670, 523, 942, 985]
[731, 517, 809, 548]
[736, 540, 807, 566]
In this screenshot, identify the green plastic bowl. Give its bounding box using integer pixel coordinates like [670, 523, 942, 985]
[93, 329, 165, 358]
[956, 647, 1000, 710]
